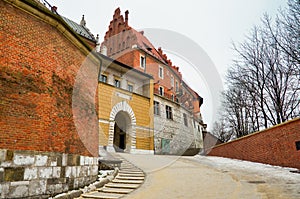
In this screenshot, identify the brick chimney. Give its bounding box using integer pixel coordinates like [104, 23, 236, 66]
[125, 10, 129, 27]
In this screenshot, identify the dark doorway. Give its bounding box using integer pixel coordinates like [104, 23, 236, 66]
[113, 111, 131, 152]
[114, 124, 126, 152]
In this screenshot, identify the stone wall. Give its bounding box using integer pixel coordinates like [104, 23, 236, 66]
[154, 95, 203, 155]
[0, 149, 98, 198]
[208, 118, 300, 170]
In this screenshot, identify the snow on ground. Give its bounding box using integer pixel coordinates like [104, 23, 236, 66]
[193, 155, 300, 183]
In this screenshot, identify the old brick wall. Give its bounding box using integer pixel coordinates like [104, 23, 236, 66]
[208, 118, 300, 170]
[0, 0, 100, 197]
[0, 0, 98, 157]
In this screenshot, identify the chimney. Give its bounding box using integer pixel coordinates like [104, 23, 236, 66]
[125, 10, 129, 26]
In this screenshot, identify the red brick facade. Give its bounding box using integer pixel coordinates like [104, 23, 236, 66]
[0, 0, 98, 157]
[101, 8, 202, 118]
[208, 118, 300, 169]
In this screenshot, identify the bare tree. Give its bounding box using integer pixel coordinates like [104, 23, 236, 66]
[214, 0, 300, 141]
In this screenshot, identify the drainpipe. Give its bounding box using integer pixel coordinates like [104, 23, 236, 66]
[98, 57, 103, 81]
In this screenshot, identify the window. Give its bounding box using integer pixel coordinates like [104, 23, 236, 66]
[296, 141, 300, 151]
[154, 101, 160, 115]
[140, 55, 145, 68]
[159, 66, 164, 79]
[114, 79, 120, 88]
[183, 113, 188, 127]
[127, 84, 133, 92]
[175, 81, 179, 92]
[198, 125, 200, 132]
[171, 94, 174, 101]
[159, 86, 164, 96]
[166, 105, 173, 120]
[171, 75, 174, 87]
[99, 74, 107, 83]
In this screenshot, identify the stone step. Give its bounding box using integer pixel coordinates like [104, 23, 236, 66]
[99, 187, 134, 194]
[118, 173, 145, 177]
[118, 171, 144, 175]
[119, 169, 141, 172]
[105, 183, 140, 189]
[112, 179, 144, 184]
[120, 166, 138, 170]
[116, 176, 145, 180]
[81, 191, 124, 199]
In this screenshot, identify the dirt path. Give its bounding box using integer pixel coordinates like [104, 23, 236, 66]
[118, 154, 299, 199]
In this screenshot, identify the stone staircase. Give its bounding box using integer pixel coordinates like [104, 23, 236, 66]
[80, 154, 145, 199]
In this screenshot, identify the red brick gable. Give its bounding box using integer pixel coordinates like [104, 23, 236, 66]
[103, 8, 166, 63]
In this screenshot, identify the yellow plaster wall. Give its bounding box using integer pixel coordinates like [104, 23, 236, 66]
[98, 82, 154, 150]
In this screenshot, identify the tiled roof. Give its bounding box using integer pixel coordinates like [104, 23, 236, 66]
[131, 29, 167, 64]
[61, 16, 96, 42]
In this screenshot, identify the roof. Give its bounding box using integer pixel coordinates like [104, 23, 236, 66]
[61, 16, 96, 42]
[130, 29, 167, 64]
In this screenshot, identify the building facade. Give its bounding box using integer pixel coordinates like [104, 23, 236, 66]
[97, 55, 155, 154]
[100, 8, 205, 155]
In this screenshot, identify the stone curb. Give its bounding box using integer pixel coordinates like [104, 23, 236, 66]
[52, 168, 119, 199]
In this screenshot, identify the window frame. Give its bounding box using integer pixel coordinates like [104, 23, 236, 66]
[175, 80, 179, 92]
[154, 101, 160, 116]
[159, 86, 164, 96]
[114, 78, 121, 88]
[140, 54, 146, 69]
[127, 84, 133, 92]
[171, 75, 174, 87]
[183, 113, 188, 127]
[166, 105, 173, 120]
[159, 65, 164, 79]
[99, 74, 107, 83]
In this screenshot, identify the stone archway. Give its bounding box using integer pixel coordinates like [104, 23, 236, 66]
[107, 101, 136, 153]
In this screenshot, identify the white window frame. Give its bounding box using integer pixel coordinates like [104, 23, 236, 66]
[127, 84, 133, 92]
[159, 65, 164, 79]
[166, 105, 173, 120]
[114, 78, 121, 88]
[154, 101, 160, 115]
[140, 54, 145, 69]
[171, 75, 174, 87]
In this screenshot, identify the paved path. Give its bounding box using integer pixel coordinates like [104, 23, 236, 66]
[118, 153, 300, 199]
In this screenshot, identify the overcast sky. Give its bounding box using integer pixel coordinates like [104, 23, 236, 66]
[51, 0, 287, 129]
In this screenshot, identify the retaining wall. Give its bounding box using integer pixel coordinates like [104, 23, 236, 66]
[208, 118, 300, 170]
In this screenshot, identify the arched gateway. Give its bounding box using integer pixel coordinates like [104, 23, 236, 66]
[106, 101, 136, 153]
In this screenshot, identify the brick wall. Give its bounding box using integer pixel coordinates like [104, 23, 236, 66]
[208, 118, 300, 170]
[0, 1, 100, 197]
[0, 0, 98, 157]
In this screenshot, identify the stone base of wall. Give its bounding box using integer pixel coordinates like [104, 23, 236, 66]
[0, 149, 98, 198]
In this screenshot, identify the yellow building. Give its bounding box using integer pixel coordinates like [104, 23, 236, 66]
[98, 54, 154, 154]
